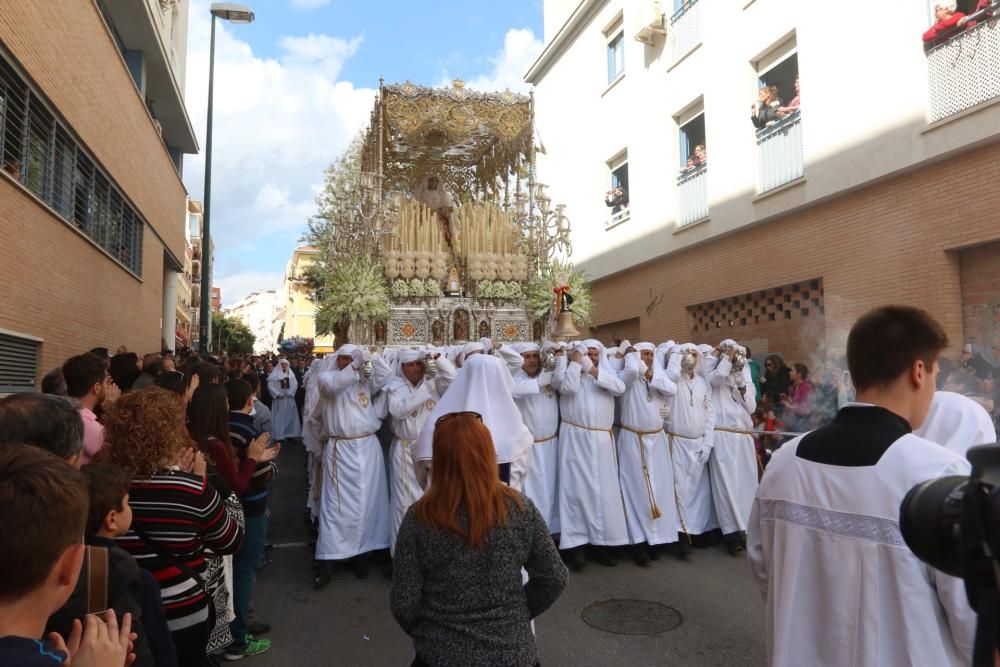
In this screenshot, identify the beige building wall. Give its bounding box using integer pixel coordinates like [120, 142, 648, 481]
[282, 247, 335, 353]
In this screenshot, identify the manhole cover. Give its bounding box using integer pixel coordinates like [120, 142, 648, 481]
[581, 599, 683, 636]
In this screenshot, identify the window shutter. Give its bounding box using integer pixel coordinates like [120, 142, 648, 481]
[0, 332, 39, 393]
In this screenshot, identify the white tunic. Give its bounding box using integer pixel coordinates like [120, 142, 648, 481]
[554, 355, 628, 549]
[314, 364, 390, 560]
[748, 433, 975, 667]
[616, 353, 680, 546]
[386, 361, 456, 554]
[267, 367, 302, 440]
[707, 356, 758, 535]
[512, 368, 561, 534]
[666, 354, 716, 535]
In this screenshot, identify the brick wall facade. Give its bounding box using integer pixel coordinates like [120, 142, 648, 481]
[0, 1, 190, 377]
[960, 241, 1000, 362]
[588, 143, 1000, 364]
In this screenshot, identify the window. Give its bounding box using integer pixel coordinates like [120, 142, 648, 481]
[0, 48, 144, 276]
[611, 158, 629, 198]
[607, 30, 625, 84]
[0, 330, 40, 393]
[678, 114, 706, 170]
[758, 53, 798, 114]
[605, 151, 630, 228]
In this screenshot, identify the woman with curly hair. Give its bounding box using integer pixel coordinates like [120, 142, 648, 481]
[100, 387, 243, 666]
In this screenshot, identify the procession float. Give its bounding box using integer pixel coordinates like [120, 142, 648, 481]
[320, 79, 591, 347]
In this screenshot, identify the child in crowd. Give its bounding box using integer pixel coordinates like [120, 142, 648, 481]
[0, 444, 133, 666]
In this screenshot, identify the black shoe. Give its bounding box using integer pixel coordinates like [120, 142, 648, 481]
[590, 547, 618, 567]
[563, 547, 585, 571]
[632, 544, 650, 567]
[677, 538, 693, 560]
[313, 572, 331, 590]
[726, 541, 746, 556]
[303, 510, 313, 526]
[247, 621, 271, 636]
[350, 556, 370, 580]
[648, 545, 661, 561]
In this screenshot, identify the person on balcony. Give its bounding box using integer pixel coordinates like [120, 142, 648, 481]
[777, 78, 800, 118]
[923, 1, 966, 44]
[750, 85, 782, 130]
[604, 185, 628, 214]
[958, 0, 996, 29]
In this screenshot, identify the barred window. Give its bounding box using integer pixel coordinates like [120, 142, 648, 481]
[0, 50, 144, 276]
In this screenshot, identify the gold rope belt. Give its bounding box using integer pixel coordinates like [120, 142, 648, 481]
[620, 425, 664, 520]
[561, 419, 612, 437]
[327, 432, 377, 511]
[713, 427, 765, 476]
[534, 433, 557, 443]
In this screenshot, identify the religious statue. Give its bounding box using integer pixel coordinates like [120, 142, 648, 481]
[453, 309, 470, 342]
[478, 320, 491, 339]
[374, 320, 387, 344]
[446, 266, 461, 295]
[412, 175, 455, 250]
[554, 270, 574, 314]
[431, 319, 445, 345]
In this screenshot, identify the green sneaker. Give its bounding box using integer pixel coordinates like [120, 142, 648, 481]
[224, 635, 272, 661]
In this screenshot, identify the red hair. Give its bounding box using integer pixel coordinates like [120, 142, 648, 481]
[414, 415, 521, 549]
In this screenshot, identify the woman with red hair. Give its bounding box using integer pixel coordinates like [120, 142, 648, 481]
[390, 413, 567, 667]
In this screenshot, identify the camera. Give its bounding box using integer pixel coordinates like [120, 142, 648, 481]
[900, 445, 1000, 664]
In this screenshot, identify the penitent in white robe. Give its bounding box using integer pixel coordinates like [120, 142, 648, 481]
[314, 364, 390, 560]
[666, 352, 715, 536]
[707, 356, 758, 535]
[512, 367, 561, 534]
[386, 360, 456, 555]
[748, 432, 975, 667]
[554, 355, 628, 549]
[616, 352, 680, 546]
[267, 366, 302, 440]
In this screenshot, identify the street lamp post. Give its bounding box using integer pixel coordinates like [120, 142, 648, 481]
[199, 2, 255, 355]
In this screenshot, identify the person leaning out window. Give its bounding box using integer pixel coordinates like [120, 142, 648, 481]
[390, 413, 568, 667]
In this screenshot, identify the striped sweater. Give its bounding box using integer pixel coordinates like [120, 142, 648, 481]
[116, 470, 243, 631]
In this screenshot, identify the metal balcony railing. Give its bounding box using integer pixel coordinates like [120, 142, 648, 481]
[677, 163, 708, 225]
[926, 11, 1000, 122]
[670, 0, 702, 62]
[606, 206, 631, 230]
[756, 111, 804, 194]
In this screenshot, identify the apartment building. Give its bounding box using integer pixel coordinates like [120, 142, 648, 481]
[227, 290, 280, 354]
[527, 0, 1000, 363]
[282, 246, 336, 354]
[0, 0, 198, 390]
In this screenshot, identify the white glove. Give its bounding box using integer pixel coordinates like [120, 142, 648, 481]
[657, 405, 671, 422]
[619, 339, 632, 352]
[351, 347, 367, 369]
[579, 354, 594, 374]
[697, 448, 711, 465]
[537, 371, 553, 387]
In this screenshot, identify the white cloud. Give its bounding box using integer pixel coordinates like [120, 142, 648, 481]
[183, 0, 375, 302]
[289, 0, 331, 9]
[441, 28, 543, 93]
[216, 270, 284, 308]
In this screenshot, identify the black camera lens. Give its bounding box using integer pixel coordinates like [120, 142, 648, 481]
[899, 476, 967, 578]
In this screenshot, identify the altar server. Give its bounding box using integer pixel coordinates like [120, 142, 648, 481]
[414, 353, 533, 491]
[313, 344, 390, 586]
[386, 348, 457, 553]
[554, 339, 628, 569]
[268, 358, 302, 440]
[511, 341, 561, 534]
[666, 343, 715, 558]
[748, 306, 974, 666]
[706, 340, 758, 555]
[617, 343, 680, 565]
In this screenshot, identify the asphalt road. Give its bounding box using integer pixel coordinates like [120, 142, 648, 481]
[248, 441, 767, 667]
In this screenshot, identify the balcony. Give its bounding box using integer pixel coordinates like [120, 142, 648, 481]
[605, 207, 631, 230]
[926, 15, 1000, 123]
[756, 111, 803, 194]
[669, 0, 702, 63]
[677, 163, 708, 226]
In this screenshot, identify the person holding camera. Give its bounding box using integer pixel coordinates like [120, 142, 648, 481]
[747, 305, 975, 666]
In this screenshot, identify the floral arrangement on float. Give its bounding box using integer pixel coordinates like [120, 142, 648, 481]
[475, 280, 525, 304]
[390, 278, 443, 302]
[525, 260, 593, 328]
[314, 254, 390, 336]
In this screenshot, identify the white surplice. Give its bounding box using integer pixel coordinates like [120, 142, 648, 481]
[512, 367, 561, 534]
[302, 357, 334, 521]
[707, 355, 758, 535]
[665, 349, 716, 535]
[386, 356, 457, 554]
[314, 362, 390, 560]
[267, 363, 302, 440]
[554, 351, 628, 549]
[748, 433, 975, 667]
[616, 350, 680, 546]
[914, 390, 997, 457]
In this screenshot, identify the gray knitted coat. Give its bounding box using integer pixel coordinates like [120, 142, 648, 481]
[390, 494, 568, 667]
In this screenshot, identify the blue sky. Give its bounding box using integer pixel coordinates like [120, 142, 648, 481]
[181, 0, 544, 306]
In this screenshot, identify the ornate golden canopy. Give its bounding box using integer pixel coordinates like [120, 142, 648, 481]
[364, 80, 533, 199]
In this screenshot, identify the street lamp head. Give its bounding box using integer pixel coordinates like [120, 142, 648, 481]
[210, 2, 255, 22]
